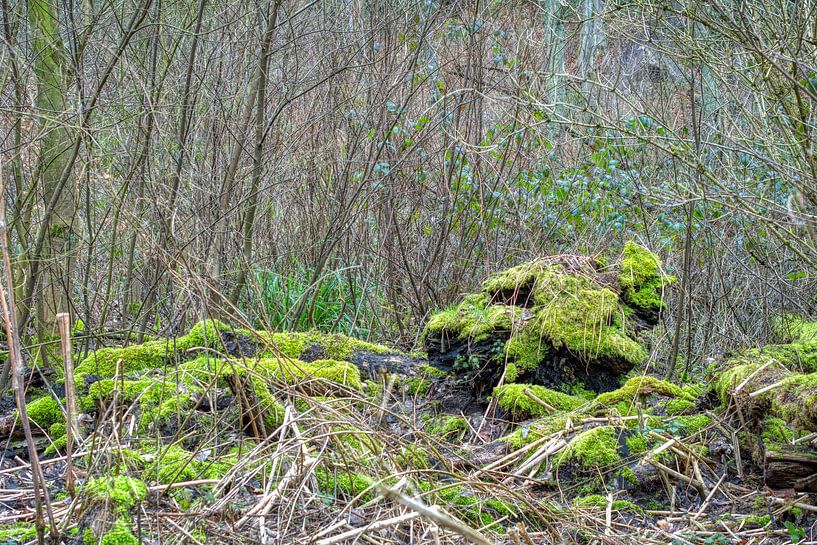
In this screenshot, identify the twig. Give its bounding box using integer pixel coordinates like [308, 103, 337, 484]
[380, 486, 494, 545]
[315, 512, 420, 545]
[57, 313, 78, 498]
[734, 359, 776, 393]
[0, 173, 58, 541]
[645, 459, 706, 496]
[476, 434, 551, 475]
[748, 379, 788, 398]
[164, 514, 205, 545]
[523, 388, 556, 413]
[768, 496, 817, 513]
[692, 473, 727, 520]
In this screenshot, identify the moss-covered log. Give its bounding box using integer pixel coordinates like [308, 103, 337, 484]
[714, 328, 817, 490]
[715, 353, 817, 432]
[423, 243, 672, 396]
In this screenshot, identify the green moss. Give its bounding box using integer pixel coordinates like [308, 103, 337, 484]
[529, 267, 646, 365]
[250, 376, 286, 430]
[762, 417, 793, 447]
[315, 468, 375, 502]
[493, 384, 584, 418]
[403, 365, 446, 395]
[83, 377, 172, 411]
[482, 261, 549, 294]
[556, 426, 620, 469]
[176, 354, 358, 431]
[262, 330, 394, 361]
[183, 319, 234, 347]
[25, 395, 63, 429]
[182, 356, 361, 392]
[778, 315, 817, 344]
[49, 421, 65, 436]
[504, 362, 519, 383]
[618, 465, 638, 485]
[504, 333, 549, 372]
[266, 331, 308, 357]
[744, 514, 771, 528]
[567, 382, 597, 401]
[670, 414, 712, 434]
[625, 433, 649, 455]
[315, 333, 393, 361]
[397, 445, 430, 469]
[0, 521, 37, 542]
[426, 253, 660, 380]
[136, 393, 195, 431]
[143, 444, 236, 484]
[663, 398, 696, 415]
[574, 494, 642, 513]
[73, 318, 86, 334]
[364, 380, 383, 399]
[681, 384, 705, 398]
[272, 358, 363, 390]
[85, 476, 147, 514]
[329, 425, 381, 456]
[719, 339, 817, 392]
[751, 343, 817, 373]
[423, 484, 512, 528]
[75, 319, 230, 385]
[502, 415, 570, 449]
[405, 376, 431, 396]
[44, 422, 67, 455]
[717, 356, 817, 430]
[769, 372, 817, 430]
[715, 361, 765, 402]
[419, 364, 447, 378]
[100, 518, 139, 545]
[596, 376, 687, 407]
[425, 295, 523, 342]
[83, 528, 97, 545]
[428, 415, 470, 441]
[617, 242, 673, 313]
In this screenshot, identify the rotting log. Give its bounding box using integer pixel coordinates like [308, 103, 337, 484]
[764, 445, 817, 492]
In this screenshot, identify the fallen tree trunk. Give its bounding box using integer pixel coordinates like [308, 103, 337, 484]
[764, 445, 817, 492]
[716, 360, 817, 432]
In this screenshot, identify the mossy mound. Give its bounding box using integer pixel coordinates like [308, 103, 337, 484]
[493, 383, 585, 419]
[81, 476, 147, 545]
[24, 395, 63, 429]
[75, 319, 394, 387]
[85, 476, 147, 513]
[492, 370, 722, 499]
[423, 244, 671, 396]
[715, 333, 817, 432]
[574, 494, 642, 514]
[74, 319, 231, 385]
[556, 426, 622, 470]
[70, 320, 385, 437]
[721, 364, 817, 431]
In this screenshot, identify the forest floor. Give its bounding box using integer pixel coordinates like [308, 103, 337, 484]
[2, 249, 816, 545]
[1, 321, 815, 545]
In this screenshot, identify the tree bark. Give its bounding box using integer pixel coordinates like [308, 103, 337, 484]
[27, 0, 76, 328]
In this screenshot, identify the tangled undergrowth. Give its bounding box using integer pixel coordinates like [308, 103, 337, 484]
[1, 251, 816, 545]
